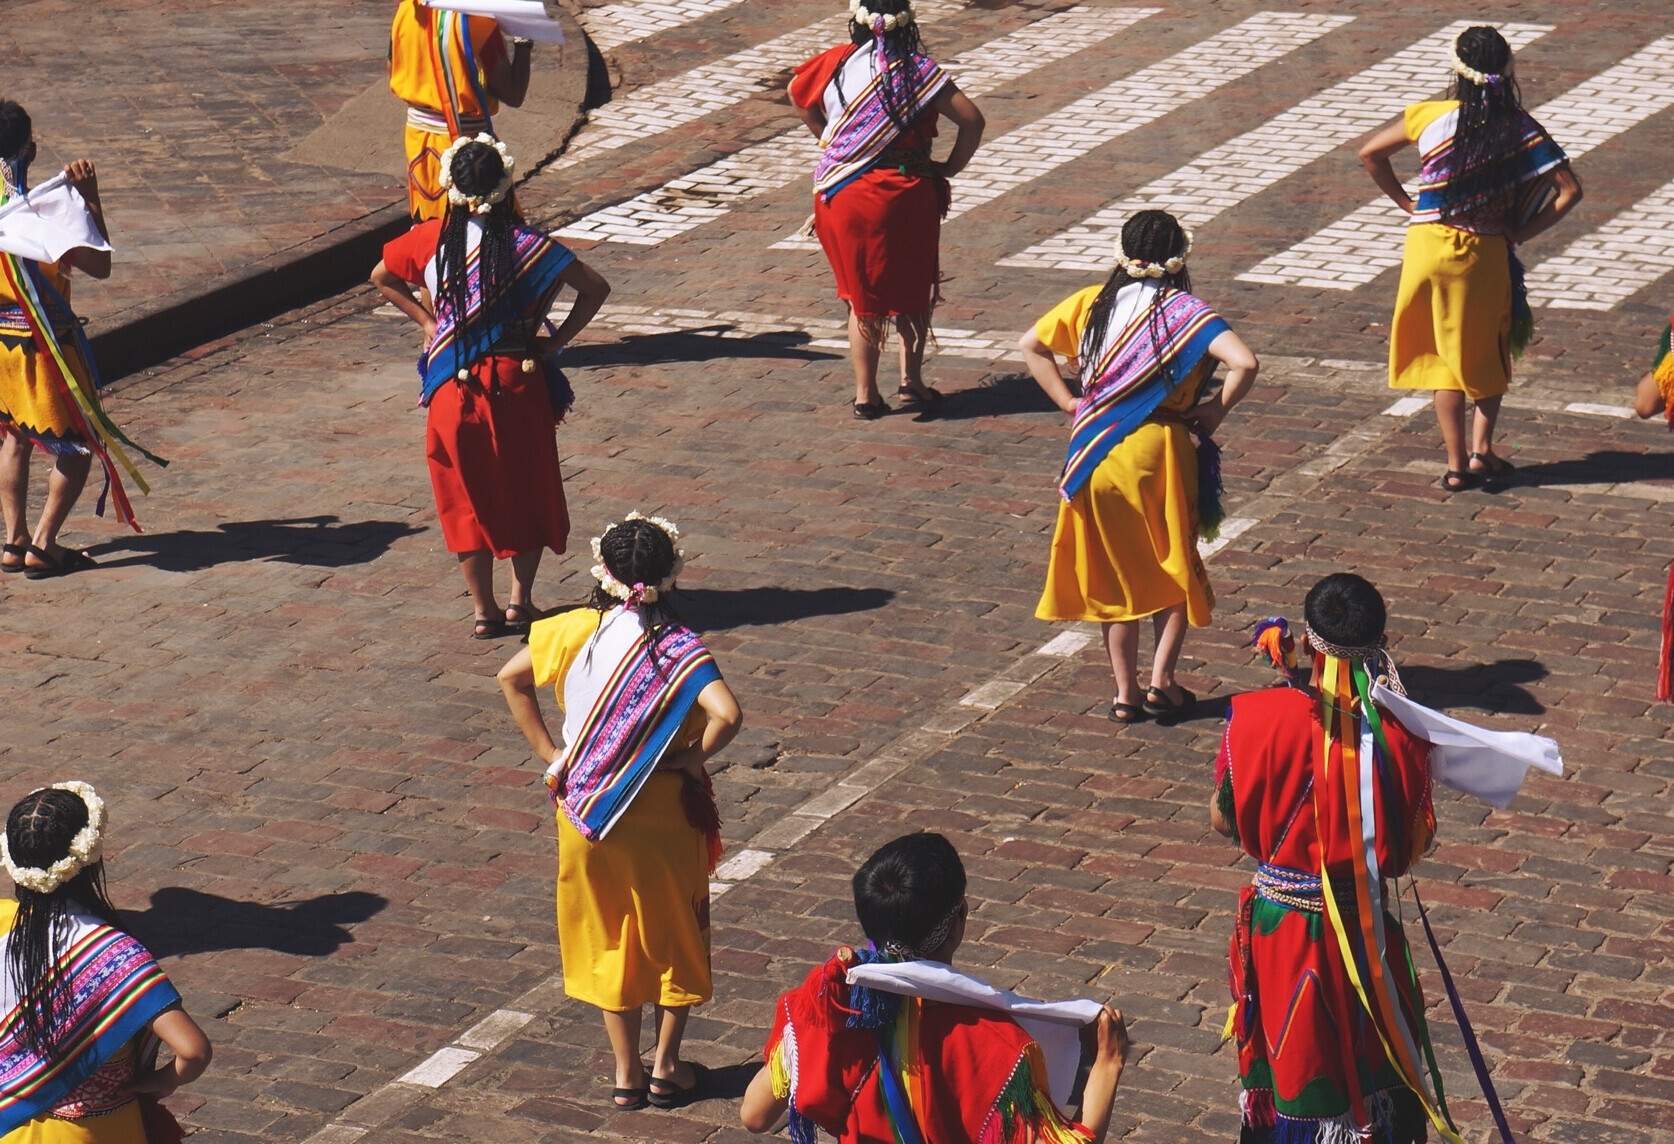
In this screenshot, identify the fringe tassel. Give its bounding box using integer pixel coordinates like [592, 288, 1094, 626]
[841, 946, 902, 1031]
[1658, 563, 1673, 704]
[1239, 1087, 1277, 1129]
[978, 1046, 1091, 1144]
[1508, 246, 1534, 359]
[1653, 339, 1674, 431]
[679, 768, 724, 874]
[787, 1108, 818, 1144]
[1247, 617, 1296, 674]
[1249, 1088, 1410, 1144]
[1196, 431, 1225, 540]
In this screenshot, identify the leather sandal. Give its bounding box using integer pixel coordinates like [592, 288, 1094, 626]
[853, 398, 889, 421]
[647, 1062, 707, 1109]
[609, 1085, 648, 1111]
[504, 602, 540, 633]
[1439, 469, 1480, 493]
[1142, 685, 1197, 721]
[22, 545, 96, 579]
[471, 616, 510, 640]
[1109, 701, 1148, 725]
[0, 543, 25, 574]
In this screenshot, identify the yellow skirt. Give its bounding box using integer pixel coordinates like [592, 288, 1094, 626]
[0, 337, 92, 452]
[403, 125, 449, 221]
[1, 1102, 144, 1144]
[1388, 223, 1511, 400]
[1036, 421, 1212, 625]
[556, 773, 712, 1011]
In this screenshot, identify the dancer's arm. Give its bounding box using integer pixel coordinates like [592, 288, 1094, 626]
[1018, 329, 1079, 416]
[934, 85, 985, 178]
[1188, 330, 1260, 435]
[497, 647, 560, 765]
[1358, 119, 1414, 215]
[544, 259, 611, 349]
[659, 680, 743, 774]
[789, 82, 826, 138]
[61, 160, 112, 279]
[1210, 794, 1234, 837]
[128, 1008, 212, 1096]
[1509, 165, 1583, 246]
[1078, 1007, 1131, 1143]
[485, 33, 533, 108]
[369, 260, 436, 342]
[740, 1062, 789, 1133]
[1632, 370, 1665, 420]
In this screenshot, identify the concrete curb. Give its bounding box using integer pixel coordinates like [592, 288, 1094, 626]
[87, 3, 601, 385]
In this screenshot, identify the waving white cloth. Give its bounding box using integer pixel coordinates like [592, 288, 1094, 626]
[422, 0, 566, 42]
[1371, 682, 1563, 809]
[846, 959, 1103, 1106]
[0, 174, 110, 264]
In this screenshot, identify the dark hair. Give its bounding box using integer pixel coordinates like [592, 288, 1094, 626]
[0, 101, 30, 162]
[841, 0, 930, 136]
[1078, 209, 1193, 387]
[587, 517, 683, 669]
[5, 788, 120, 1057]
[1304, 573, 1388, 650]
[1441, 26, 1547, 228]
[852, 832, 965, 955]
[436, 139, 524, 383]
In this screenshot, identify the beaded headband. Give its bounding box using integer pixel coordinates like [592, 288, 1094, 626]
[1117, 228, 1193, 279]
[1452, 52, 1509, 87]
[1303, 623, 1407, 694]
[881, 899, 963, 960]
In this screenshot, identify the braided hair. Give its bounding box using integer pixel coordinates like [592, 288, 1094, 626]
[5, 789, 120, 1057]
[587, 518, 683, 672]
[1441, 26, 1548, 229]
[1078, 210, 1193, 389]
[840, 0, 929, 136]
[436, 140, 523, 383]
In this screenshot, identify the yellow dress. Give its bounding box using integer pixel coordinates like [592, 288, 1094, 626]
[1388, 101, 1512, 401]
[1034, 286, 1214, 626]
[529, 609, 712, 1012]
[389, 0, 505, 221]
[0, 262, 93, 451]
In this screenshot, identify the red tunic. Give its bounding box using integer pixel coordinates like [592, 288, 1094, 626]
[382, 221, 569, 558]
[791, 45, 945, 320]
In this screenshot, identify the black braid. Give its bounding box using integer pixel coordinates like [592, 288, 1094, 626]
[586, 518, 684, 675]
[436, 140, 525, 387]
[5, 789, 120, 1057]
[839, 0, 929, 136]
[1441, 26, 1551, 230]
[1078, 210, 1193, 389]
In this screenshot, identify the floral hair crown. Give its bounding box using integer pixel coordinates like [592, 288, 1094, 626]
[1, 781, 106, 895]
[850, 0, 913, 33]
[590, 511, 686, 607]
[438, 133, 515, 216]
[1451, 51, 1509, 87]
[1118, 228, 1193, 279]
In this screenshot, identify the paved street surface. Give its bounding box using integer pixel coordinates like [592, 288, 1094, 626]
[2, 1, 1673, 1142]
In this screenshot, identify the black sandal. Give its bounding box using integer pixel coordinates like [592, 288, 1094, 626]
[853, 398, 889, 420]
[22, 545, 96, 579]
[471, 616, 510, 640]
[1109, 701, 1148, 725]
[647, 1062, 707, 1109]
[609, 1085, 648, 1111]
[504, 602, 540, 633]
[897, 385, 943, 421]
[1469, 451, 1514, 477]
[1439, 469, 1480, 493]
[0, 543, 25, 574]
[1142, 685, 1197, 721]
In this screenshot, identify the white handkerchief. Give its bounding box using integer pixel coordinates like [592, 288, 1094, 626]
[846, 959, 1102, 1106]
[422, 0, 566, 42]
[0, 174, 111, 264]
[1371, 682, 1563, 809]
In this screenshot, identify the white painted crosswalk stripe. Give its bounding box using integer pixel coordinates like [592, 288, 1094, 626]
[1526, 178, 1674, 310]
[1002, 20, 1550, 273]
[1239, 35, 1674, 291]
[581, 0, 744, 53]
[556, 6, 1160, 246]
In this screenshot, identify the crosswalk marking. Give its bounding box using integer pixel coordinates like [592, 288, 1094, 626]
[559, 2, 963, 168]
[1239, 35, 1674, 291]
[772, 10, 1343, 249]
[1001, 20, 1550, 273]
[581, 0, 744, 53]
[1526, 178, 1674, 310]
[556, 6, 1160, 246]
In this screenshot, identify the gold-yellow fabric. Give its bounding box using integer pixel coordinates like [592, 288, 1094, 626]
[530, 608, 712, 1011]
[389, 0, 504, 220]
[0, 262, 92, 449]
[1388, 223, 1511, 400]
[1032, 285, 1213, 625]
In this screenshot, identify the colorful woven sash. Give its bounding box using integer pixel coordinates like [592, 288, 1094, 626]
[812, 44, 948, 200]
[423, 9, 495, 139]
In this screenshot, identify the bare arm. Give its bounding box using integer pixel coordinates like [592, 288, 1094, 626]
[544, 258, 611, 349]
[485, 34, 532, 108]
[659, 679, 743, 773]
[789, 79, 826, 138]
[1632, 369, 1665, 420]
[739, 1060, 789, 1133]
[60, 160, 112, 279]
[1510, 165, 1583, 246]
[128, 1008, 212, 1096]
[369, 259, 436, 343]
[1209, 793, 1234, 837]
[1187, 329, 1259, 436]
[497, 647, 560, 764]
[1018, 328, 1079, 416]
[1358, 118, 1414, 215]
[934, 85, 985, 178]
[1077, 1007, 1131, 1143]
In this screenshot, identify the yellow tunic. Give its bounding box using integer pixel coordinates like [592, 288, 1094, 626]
[0, 262, 94, 452]
[529, 608, 712, 1012]
[1388, 101, 1512, 400]
[1034, 285, 1214, 626]
[389, 0, 505, 220]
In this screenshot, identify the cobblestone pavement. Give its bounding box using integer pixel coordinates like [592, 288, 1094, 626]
[2, 1, 1673, 1142]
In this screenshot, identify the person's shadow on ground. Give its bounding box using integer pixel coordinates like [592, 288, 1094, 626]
[679, 586, 894, 631]
[1511, 450, 1674, 488]
[935, 372, 1060, 421]
[91, 515, 422, 573]
[562, 326, 839, 369]
[124, 887, 386, 960]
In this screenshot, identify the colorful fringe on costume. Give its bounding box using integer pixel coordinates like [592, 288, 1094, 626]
[1247, 617, 1298, 677]
[1507, 246, 1534, 359]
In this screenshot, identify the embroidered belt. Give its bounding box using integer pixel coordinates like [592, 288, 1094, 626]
[0, 304, 74, 339]
[1255, 863, 1383, 914]
[405, 106, 491, 134]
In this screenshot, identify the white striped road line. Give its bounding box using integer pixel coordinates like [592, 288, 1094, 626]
[1384, 396, 1428, 416]
[558, 2, 962, 168]
[1563, 402, 1636, 418]
[1527, 177, 1674, 310]
[580, 0, 743, 53]
[773, 10, 1342, 250]
[556, 6, 1160, 246]
[1003, 21, 1550, 273]
[395, 1045, 481, 1088]
[1239, 35, 1674, 292]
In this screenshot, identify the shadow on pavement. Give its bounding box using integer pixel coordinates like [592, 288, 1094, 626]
[92, 515, 422, 573]
[680, 585, 895, 631]
[126, 887, 386, 960]
[1511, 450, 1674, 487]
[1402, 658, 1548, 715]
[693, 1062, 757, 1103]
[564, 326, 839, 369]
[934, 372, 1060, 421]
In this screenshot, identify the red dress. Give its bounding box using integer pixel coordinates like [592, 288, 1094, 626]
[791, 45, 945, 321]
[382, 221, 570, 558]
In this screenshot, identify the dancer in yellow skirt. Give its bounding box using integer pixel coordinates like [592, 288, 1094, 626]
[498, 512, 742, 1111]
[1360, 25, 1580, 492]
[1021, 210, 1258, 725]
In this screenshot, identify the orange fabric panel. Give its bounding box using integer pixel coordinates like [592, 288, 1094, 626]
[388, 0, 505, 115]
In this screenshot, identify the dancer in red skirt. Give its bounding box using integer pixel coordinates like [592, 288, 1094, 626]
[371, 135, 610, 638]
[789, 0, 985, 420]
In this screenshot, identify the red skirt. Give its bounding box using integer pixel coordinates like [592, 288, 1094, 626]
[812, 168, 942, 319]
[424, 355, 569, 558]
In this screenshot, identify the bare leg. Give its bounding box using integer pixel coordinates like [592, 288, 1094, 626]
[508, 548, 542, 619]
[30, 451, 92, 555]
[1433, 390, 1468, 475]
[895, 314, 929, 396]
[456, 550, 501, 622]
[650, 1004, 695, 1090]
[1467, 395, 1504, 467]
[848, 308, 883, 407]
[0, 431, 30, 550]
[1148, 604, 1190, 698]
[1103, 620, 1142, 708]
[600, 1006, 647, 1104]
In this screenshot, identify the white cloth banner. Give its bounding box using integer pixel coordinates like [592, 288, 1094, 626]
[422, 0, 566, 43]
[0, 175, 111, 264]
[846, 959, 1103, 1107]
[1371, 682, 1563, 809]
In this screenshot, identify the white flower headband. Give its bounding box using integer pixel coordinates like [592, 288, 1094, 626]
[1118, 228, 1193, 279]
[1451, 52, 1508, 87]
[438, 133, 515, 216]
[589, 511, 686, 607]
[850, 0, 913, 33]
[1, 782, 106, 895]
